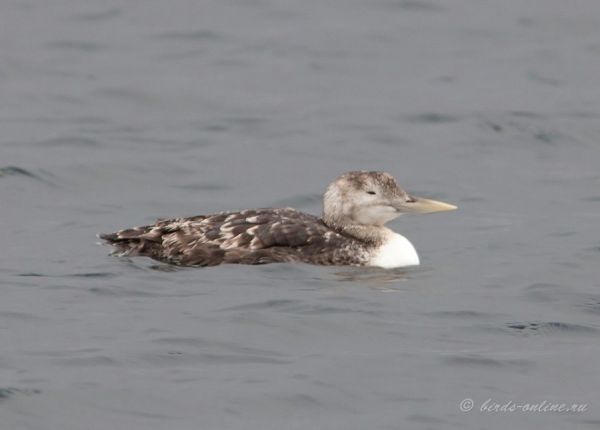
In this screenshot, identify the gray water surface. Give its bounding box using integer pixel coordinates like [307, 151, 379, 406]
[2, 1, 600, 429]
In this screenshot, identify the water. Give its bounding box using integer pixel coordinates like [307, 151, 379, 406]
[2, 0, 600, 428]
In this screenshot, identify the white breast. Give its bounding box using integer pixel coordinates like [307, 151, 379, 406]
[369, 232, 420, 269]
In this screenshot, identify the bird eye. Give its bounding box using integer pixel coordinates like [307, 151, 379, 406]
[366, 191, 376, 195]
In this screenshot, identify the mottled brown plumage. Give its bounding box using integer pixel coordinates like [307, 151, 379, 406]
[100, 208, 369, 266]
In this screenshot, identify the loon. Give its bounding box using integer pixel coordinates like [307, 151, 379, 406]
[99, 171, 456, 268]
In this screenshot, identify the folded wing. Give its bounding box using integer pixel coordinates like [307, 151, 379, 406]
[100, 208, 342, 266]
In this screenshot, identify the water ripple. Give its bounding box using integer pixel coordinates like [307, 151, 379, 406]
[0, 166, 43, 180]
[392, 0, 443, 12]
[442, 354, 532, 369]
[405, 113, 460, 124]
[36, 136, 100, 147]
[51, 356, 119, 367]
[425, 310, 490, 319]
[145, 337, 290, 365]
[0, 387, 41, 400]
[221, 299, 380, 316]
[171, 182, 228, 192]
[505, 321, 598, 335]
[580, 298, 600, 314]
[221, 299, 300, 312]
[45, 40, 106, 52]
[18, 272, 116, 279]
[72, 8, 121, 22]
[155, 30, 221, 41]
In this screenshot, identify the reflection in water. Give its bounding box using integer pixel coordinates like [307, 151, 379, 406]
[332, 266, 413, 287]
[147, 264, 182, 272]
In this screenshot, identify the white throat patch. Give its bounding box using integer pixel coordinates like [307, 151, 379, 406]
[369, 232, 420, 268]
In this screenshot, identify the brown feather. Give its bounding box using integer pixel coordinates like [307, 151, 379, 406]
[100, 208, 370, 267]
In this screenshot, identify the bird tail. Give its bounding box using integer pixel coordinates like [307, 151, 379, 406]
[98, 226, 158, 257]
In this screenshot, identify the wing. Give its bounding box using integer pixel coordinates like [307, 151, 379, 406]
[100, 208, 351, 266]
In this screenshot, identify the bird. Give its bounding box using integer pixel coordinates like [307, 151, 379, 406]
[99, 171, 456, 268]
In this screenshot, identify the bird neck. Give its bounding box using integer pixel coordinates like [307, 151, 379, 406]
[326, 221, 390, 246]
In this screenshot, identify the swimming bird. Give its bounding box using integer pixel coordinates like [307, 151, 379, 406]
[99, 171, 456, 268]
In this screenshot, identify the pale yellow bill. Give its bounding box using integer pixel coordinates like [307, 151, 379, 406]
[403, 197, 458, 214]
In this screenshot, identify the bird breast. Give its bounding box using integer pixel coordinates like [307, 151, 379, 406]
[368, 232, 420, 268]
